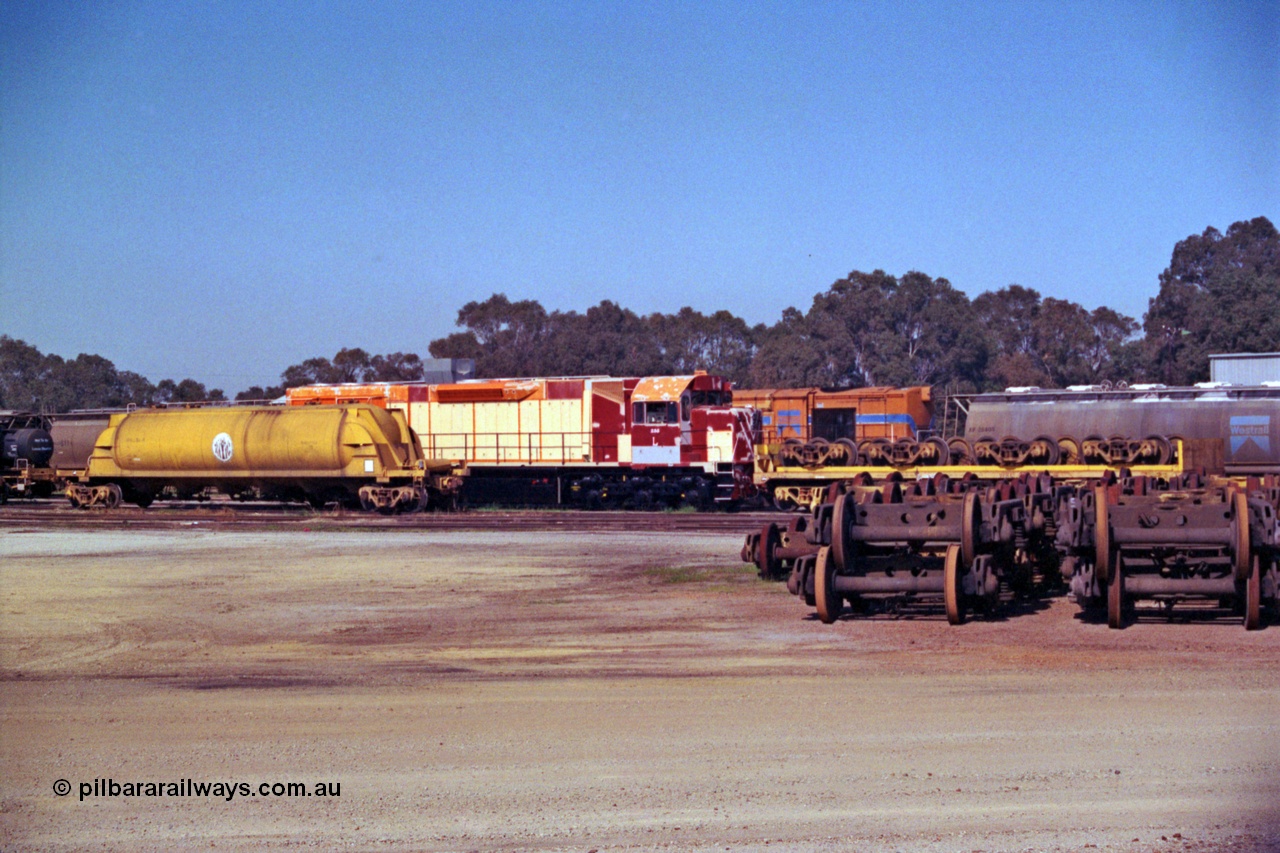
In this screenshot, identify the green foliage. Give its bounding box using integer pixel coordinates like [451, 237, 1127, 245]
[746, 270, 990, 391]
[1142, 217, 1280, 385]
[428, 294, 757, 383]
[0, 336, 215, 412]
[154, 378, 226, 404]
[974, 287, 1138, 389]
[275, 347, 431, 390]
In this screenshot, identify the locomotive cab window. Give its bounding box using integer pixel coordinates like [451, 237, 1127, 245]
[680, 393, 692, 424]
[633, 401, 679, 425]
[690, 390, 730, 407]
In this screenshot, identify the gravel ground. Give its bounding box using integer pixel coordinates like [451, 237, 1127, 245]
[2, 524, 1279, 852]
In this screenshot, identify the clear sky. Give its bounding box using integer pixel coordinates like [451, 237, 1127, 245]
[2, 1, 1276, 392]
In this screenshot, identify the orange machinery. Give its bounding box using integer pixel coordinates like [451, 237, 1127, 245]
[733, 386, 935, 452]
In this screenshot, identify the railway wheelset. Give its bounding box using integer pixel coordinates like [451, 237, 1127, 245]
[744, 470, 1280, 630]
[774, 432, 1175, 471]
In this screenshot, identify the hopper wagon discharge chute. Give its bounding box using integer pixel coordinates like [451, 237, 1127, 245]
[286, 372, 757, 509]
[66, 403, 455, 512]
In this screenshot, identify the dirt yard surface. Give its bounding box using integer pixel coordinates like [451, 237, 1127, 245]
[2, 521, 1279, 852]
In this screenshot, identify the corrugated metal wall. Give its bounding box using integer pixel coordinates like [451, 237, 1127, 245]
[1210, 353, 1280, 384]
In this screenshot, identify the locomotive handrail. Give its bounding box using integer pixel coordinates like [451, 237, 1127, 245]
[422, 430, 599, 465]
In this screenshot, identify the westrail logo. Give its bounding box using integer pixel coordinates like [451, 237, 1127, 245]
[1229, 416, 1270, 456]
[211, 432, 234, 463]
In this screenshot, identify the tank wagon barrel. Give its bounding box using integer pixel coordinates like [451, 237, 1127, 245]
[65, 403, 453, 512]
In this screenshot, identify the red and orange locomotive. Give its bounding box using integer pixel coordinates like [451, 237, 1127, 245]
[287, 371, 757, 508]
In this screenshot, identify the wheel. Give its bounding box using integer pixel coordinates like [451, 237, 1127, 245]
[1144, 434, 1174, 465]
[831, 493, 852, 572]
[1057, 435, 1081, 465]
[779, 438, 804, 467]
[103, 484, 123, 509]
[1245, 554, 1262, 631]
[398, 488, 424, 514]
[833, 437, 859, 466]
[1094, 486, 1111, 585]
[757, 523, 781, 579]
[1107, 554, 1125, 629]
[961, 491, 979, 567]
[947, 437, 974, 466]
[924, 436, 951, 466]
[944, 543, 966, 626]
[814, 546, 841, 624]
[1032, 435, 1061, 465]
[1231, 490, 1251, 582]
[862, 438, 892, 465]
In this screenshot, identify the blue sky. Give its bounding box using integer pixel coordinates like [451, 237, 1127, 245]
[2, 1, 1276, 391]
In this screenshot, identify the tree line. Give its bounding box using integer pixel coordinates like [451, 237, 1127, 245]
[2, 217, 1276, 412]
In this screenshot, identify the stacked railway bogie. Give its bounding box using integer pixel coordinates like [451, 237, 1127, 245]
[774, 433, 1179, 472]
[747, 469, 1280, 630]
[1059, 474, 1280, 629]
[748, 472, 1068, 624]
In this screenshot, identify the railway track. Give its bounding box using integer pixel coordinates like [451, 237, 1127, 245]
[0, 500, 784, 534]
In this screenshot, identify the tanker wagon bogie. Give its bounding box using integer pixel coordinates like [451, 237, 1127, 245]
[68, 404, 449, 513]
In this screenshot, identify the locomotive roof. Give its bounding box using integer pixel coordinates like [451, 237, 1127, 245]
[631, 374, 730, 402]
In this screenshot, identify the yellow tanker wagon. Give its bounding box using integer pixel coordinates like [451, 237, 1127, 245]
[67, 404, 452, 512]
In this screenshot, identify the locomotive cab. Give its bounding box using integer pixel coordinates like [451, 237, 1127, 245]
[629, 373, 734, 467]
